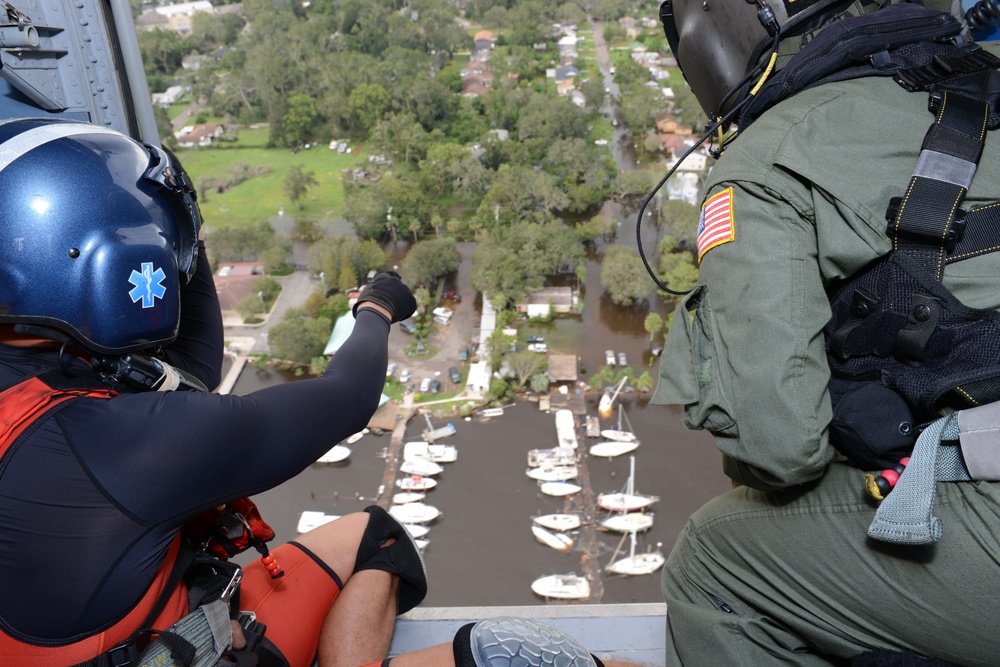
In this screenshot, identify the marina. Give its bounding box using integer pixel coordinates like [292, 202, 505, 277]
[237, 362, 729, 608]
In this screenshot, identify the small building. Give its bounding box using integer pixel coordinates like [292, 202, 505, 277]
[175, 123, 226, 148]
[548, 354, 578, 383]
[515, 286, 576, 318]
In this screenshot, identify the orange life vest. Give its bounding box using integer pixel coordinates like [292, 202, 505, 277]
[0, 376, 190, 665]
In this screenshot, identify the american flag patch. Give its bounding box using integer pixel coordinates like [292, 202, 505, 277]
[697, 187, 735, 263]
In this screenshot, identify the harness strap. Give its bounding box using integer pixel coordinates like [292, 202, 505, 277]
[887, 91, 990, 280]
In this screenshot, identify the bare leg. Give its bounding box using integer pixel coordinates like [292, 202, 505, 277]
[318, 569, 398, 667]
[294, 512, 400, 667]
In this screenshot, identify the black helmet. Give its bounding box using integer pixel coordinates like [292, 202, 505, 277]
[660, 0, 863, 118]
[0, 118, 202, 354]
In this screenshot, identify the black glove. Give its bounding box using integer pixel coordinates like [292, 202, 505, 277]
[352, 271, 416, 324]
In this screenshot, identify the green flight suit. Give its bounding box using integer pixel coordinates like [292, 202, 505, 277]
[653, 66, 1000, 665]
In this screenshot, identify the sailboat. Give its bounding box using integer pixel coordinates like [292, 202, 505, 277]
[525, 465, 578, 482]
[531, 513, 581, 531]
[605, 531, 665, 576]
[598, 455, 659, 511]
[531, 524, 574, 552]
[539, 480, 582, 497]
[527, 447, 577, 467]
[531, 573, 591, 600]
[598, 378, 628, 420]
[589, 440, 638, 458]
[600, 511, 654, 533]
[600, 404, 637, 443]
[399, 459, 444, 476]
[316, 444, 351, 463]
[388, 502, 441, 524]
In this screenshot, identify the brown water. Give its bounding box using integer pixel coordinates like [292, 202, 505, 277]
[233, 365, 728, 607]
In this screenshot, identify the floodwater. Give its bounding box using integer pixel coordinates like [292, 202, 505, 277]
[235, 364, 727, 607]
[230, 200, 732, 607]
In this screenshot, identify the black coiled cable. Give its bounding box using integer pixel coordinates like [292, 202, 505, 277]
[965, 0, 1000, 32]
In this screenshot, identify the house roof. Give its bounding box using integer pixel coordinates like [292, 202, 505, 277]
[549, 354, 578, 382]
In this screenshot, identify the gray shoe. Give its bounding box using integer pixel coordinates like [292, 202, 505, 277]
[469, 617, 597, 667]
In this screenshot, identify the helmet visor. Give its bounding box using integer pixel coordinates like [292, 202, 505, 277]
[142, 143, 201, 284]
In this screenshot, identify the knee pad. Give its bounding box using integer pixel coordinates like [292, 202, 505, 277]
[354, 505, 427, 614]
[452, 617, 604, 667]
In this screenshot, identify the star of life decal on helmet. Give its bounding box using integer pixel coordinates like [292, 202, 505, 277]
[128, 262, 167, 308]
[697, 187, 735, 263]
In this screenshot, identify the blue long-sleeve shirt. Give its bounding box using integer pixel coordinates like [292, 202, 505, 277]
[0, 251, 389, 644]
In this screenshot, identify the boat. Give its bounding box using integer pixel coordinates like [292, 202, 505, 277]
[414, 538, 429, 551]
[554, 409, 578, 449]
[316, 444, 351, 463]
[539, 481, 582, 497]
[531, 513, 581, 531]
[392, 491, 426, 504]
[403, 440, 458, 463]
[396, 475, 438, 491]
[605, 531, 666, 576]
[531, 573, 591, 600]
[422, 419, 457, 442]
[585, 415, 601, 438]
[296, 511, 339, 533]
[400, 459, 444, 476]
[598, 378, 627, 420]
[344, 429, 368, 444]
[600, 403, 637, 442]
[598, 456, 659, 512]
[388, 502, 441, 524]
[403, 523, 430, 539]
[601, 512, 654, 533]
[531, 525, 574, 552]
[525, 465, 578, 482]
[479, 407, 505, 418]
[527, 447, 577, 467]
[589, 440, 639, 458]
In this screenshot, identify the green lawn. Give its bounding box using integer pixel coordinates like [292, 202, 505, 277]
[177, 138, 369, 229]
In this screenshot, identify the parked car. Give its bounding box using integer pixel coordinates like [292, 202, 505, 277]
[419, 377, 432, 393]
[449, 366, 462, 384]
[528, 343, 548, 353]
[442, 290, 462, 302]
[526, 335, 545, 343]
[386, 362, 397, 378]
[400, 320, 417, 334]
[605, 350, 616, 366]
[430, 379, 441, 394]
[400, 368, 411, 383]
[459, 347, 470, 362]
[618, 352, 628, 367]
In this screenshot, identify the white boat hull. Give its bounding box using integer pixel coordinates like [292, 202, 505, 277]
[388, 502, 441, 524]
[606, 552, 666, 576]
[589, 440, 638, 458]
[296, 511, 339, 533]
[396, 476, 438, 491]
[601, 513, 654, 533]
[392, 491, 426, 504]
[598, 492, 659, 512]
[531, 574, 591, 600]
[403, 441, 458, 463]
[525, 465, 578, 482]
[403, 523, 430, 538]
[600, 429, 637, 443]
[531, 525, 574, 552]
[540, 481, 582, 497]
[400, 459, 444, 476]
[316, 445, 351, 463]
[527, 447, 577, 467]
[532, 513, 581, 531]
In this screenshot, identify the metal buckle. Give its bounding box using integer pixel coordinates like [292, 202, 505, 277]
[220, 568, 243, 604]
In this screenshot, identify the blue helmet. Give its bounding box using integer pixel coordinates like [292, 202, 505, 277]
[0, 118, 202, 354]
